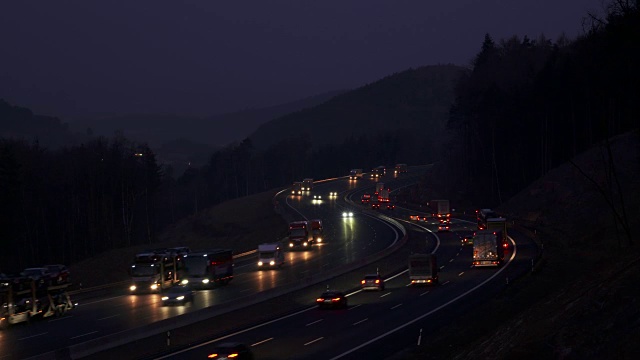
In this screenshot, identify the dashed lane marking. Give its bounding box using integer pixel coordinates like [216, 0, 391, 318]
[352, 318, 368, 326]
[251, 338, 273, 346]
[306, 319, 324, 326]
[19, 332, 48, 341]
[70, 331, 98, 340]
[390, 303, 403, 310]
[420, 291, 430, 296]
[458, 272, 464, 276]
[304, 337, 324, 346]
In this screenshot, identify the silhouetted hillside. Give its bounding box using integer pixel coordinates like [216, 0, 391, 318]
[68, 90, 346, 148]
[0, 99, 80, 148]
[249, 64, 466, 150]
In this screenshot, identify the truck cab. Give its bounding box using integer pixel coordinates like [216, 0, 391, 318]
[302, 178, 314, 191]
[309, 219, 324, 244]
[291, 182, 303, 195]
[288, 221, 312, 249]
[257, 243, 284, 268]
[349, 169, 363, 180]
[409, 254, 438, 285]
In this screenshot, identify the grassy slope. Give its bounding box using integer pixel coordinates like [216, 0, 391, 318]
[406, 130, 640, 359]
[69, 189, 288, 289]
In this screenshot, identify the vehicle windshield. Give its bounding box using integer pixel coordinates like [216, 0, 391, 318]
[183, 256, 209, 276]
[290, 228, 306, 237]
[259, 251, 275, 258]
[131, 265, 158, 276]
[364, 275, 379, 280]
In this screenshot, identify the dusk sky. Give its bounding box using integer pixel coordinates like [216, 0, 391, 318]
[1, 0, 603, 122]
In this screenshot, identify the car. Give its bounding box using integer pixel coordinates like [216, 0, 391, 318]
[328, 191, 338, 197]
[438, 223, 450, 232]
[460, 231, 474, 246]
[313, 194, 322, 199]
[316, 290, 348, 309]
[361, 274, 385, 291]
[161, 285, 195, 305]
[207, 342, 254, 359]
[44, 264, 70, 284]
[361, 193, 371, 204]
[385, 203, 395, 210]
[21, 267, 53, 285]
[341, 211, 354, 218]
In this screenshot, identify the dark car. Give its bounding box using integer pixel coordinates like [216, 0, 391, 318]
[44, 264, 70, 284]
[161, 285, 195, 305]
[207, 342, 254, 359]
[21, 267, 52, 285]
[460, 231, 474, 246]
[361, 193, 371, 204]
[361, 274, 385, 291]
[316, 290, 348, 309]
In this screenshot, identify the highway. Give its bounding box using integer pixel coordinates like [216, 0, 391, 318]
[2, 170, 423, 360]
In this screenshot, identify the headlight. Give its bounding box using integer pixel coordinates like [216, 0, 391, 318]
[181, 279, 189, 285]
[289, 243, 294, 247]
[258, 261, 263, 266]
[176, 296, 185, 301]
[317, 237, 322, 243]
[303, 242, 308, 246]
[161, 296, 169, 301]
[129, 285, 137, 291]
[270, 260, 275, 266]
[150, 284, 158, 290]
[348, 212, 353, 217]
[202, 279, 210, 284]
[342, 212, 347, 217]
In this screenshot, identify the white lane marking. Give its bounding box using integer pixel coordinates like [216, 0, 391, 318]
[348, 304, 362, 311]
[420, 291, 430, 296]
[304, 337, 324, 346]
[439, 265, 445, 269]
[306, 319, 324, 326]
[352, 318, 368, 326]
[19, 332, 48, 341]
[70, 331, 98, 340]
[48, 315, 73, 322]
[442, 281, 450, 285]
[449, 259, 454, 263]
[251, 337, 273, 346]
[380, 292, 391, 298]
[458, 272, 465, 276]
[330, 236, 518, 360]
[456, 252, 460, 256]
[97, 314, 120, 321]
[390, 303, 403, 310]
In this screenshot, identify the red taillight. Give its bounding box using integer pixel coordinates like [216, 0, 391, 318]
[361, 280, 365, 284]
[316, 298, 323, 302]
[208, 354, 218, 359]
[228, 354, 238, 358]
[375, 279, 380, 284]
[503, 243, 508, 248]
[332, 297, 341, 302]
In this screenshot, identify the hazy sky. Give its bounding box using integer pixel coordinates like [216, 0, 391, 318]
[1, 0, 603, 121]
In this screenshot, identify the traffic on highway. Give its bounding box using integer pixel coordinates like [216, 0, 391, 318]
[0, 165, 537, 360]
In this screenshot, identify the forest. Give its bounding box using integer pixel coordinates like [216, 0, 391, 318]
[1, 1, 637, 272]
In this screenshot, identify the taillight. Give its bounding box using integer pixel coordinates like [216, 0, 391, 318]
[228, 354, 238, 358]
[361, 280, 365, 284]
[208, 354, 218, 358]
[316, 298, 323, 302]
[375, 279, 380, 284]
[332, 297, 341, 302]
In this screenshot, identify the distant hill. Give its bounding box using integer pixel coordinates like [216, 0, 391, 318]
[249, 64, 466, 150]
[0, 99, 80, 148]
[68, 90, 347, 148]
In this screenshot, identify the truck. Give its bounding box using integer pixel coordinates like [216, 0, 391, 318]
[394, 163, 408, 174]
[257, 243, 285, 268]
[486, 217, 509, 248]
[408, 254, 438, 285]
[287, 221, 312, 249]
[476, 208, 498, 230]
[375, 182, 385, 195]
[429, 199, 451, 223]
[302, 178, 314, 191]
[129, 251, 178, 293]
[179, 249, 234, 288]
[472, 230, 504, 267]
[378, 188, 394, 210]
[1, 275, 74, 328]
[349, 169, 363, 180]
[309, 219, 324, 244]
[291, 181, 303, 195]
[371, 166, 385, 178]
